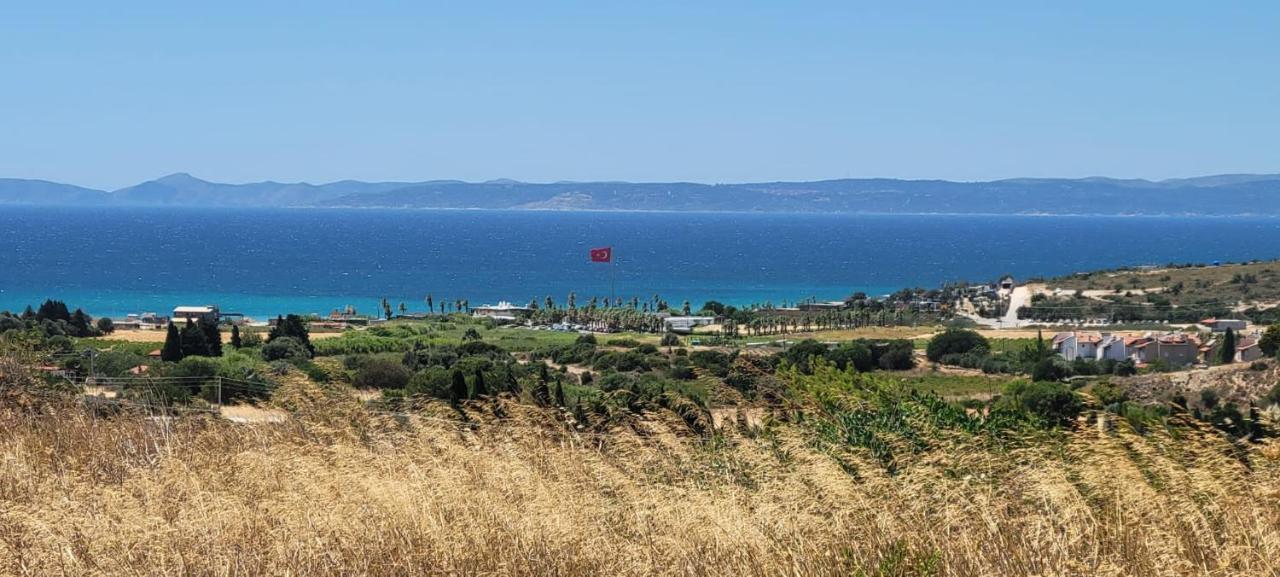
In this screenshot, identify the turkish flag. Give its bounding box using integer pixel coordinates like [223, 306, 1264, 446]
[589, 247, 612, 263]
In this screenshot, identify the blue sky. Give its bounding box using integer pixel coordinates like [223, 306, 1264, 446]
[2, 1, 1277, 189]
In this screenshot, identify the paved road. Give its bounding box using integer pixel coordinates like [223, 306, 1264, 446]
[963, 286, 1033, 329]
[1000, 286, 1032, 328]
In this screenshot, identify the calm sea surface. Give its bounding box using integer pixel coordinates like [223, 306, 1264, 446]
[2, 207, 1279, 319]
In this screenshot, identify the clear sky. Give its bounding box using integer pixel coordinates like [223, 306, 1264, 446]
[2, 1, 1278, 190]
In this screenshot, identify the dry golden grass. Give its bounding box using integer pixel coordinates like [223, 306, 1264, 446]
[2, 382, 1279, 576]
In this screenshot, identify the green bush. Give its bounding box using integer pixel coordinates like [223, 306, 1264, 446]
[689, 350, 732, 377]
[1031, 358, 1071, 382]
[998, 381, 1082, 427]
[407, 366, 452, 397]
[828, 342, 873, 372]
[353, 358, 412, 389]
[876, 345, 915, 371]
[261, 336, 310, 362]
[926, 329, 989, 362]
[1091, 381, 1129, 407]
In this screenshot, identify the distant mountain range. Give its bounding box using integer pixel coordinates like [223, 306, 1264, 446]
[3, 172, 1280, 215]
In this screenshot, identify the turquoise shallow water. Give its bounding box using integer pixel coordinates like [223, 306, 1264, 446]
[3, 207, 1279, 319]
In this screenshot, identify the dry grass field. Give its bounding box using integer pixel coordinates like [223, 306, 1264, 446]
[3, 375, 1280, 577]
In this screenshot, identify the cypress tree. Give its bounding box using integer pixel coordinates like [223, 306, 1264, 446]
[69, 309, 93, 337]
[506, 368, 521, 394]
[450, 370, 468, 403]
[472, 367, 487, 398]
[180, 319, 210, 357]
[268, 315, 285, 340]
[202, 321, 222, 357]
[161, 321, 183, 362]
[36, 299, 71, 322]
[1220, 328, 1237, 364]
[230, 324, 242, 349]
[553, 379, 565, 407]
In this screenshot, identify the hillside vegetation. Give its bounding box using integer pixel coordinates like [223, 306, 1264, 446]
[1024, 260, 1280, 323]
[5, 350, 1280, 575]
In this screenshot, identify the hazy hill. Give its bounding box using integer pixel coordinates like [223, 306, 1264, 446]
[2, 173, 1279, 215]
[0, 178, 109, 205]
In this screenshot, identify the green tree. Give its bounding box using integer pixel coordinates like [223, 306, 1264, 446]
[230, 324, 242, 349]
[96, 317, 115, 334]
[1219, 328, 1237, 365]
[449, 370, 468, 403]
[268, 315, 314, 357]
[180, 320, 210, 357]
[925, 328, 989, 362]
[202, 321, 222, 357]
[68, 309, 94, 337]
[828, 341, 873, 372]
[681, 300, 691, 316]
[472, 367, 487, 397]
[700, 301, 727, 315]
[35, 299, 70, 322]
[260, 336, 309, 362]
[553, 379, 565, 406]
[1259, 325, 1280, 357]
[1032, 357, 1071, 382]
[161, 321, 183, 362]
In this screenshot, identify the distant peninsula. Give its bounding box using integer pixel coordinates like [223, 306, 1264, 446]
[3, 172, 1280, 215]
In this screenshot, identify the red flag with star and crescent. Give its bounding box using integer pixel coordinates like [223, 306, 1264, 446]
[589, 246, 612, 263]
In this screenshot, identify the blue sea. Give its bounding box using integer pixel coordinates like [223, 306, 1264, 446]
[2, 206, 1280, 319]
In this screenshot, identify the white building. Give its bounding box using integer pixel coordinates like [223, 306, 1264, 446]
[472, 301, 531, 322]
[1096, 333, 1130, 361]
[173, 305, 219, 324]
[663, 316, 716, 334]
[1053, 331, 1102, 361]
[1201, 318, 1247, 333]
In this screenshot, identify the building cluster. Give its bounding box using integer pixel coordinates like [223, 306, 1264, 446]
[1052, 318, 1262, 368]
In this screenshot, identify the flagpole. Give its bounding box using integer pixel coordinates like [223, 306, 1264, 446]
[610, 248, 616, 306]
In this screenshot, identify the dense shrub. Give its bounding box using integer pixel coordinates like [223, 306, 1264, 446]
[353, 358, 412, 390]
[828, 342, 873, 372]
[688, 350, 732, 377]
[782, 340, 831, 374]
[592, 350, 653, 372]
[1031, 358, 1072, 383]
[606, 338, 641, 348]
[407, 366, 452, 397]
[926, 329, 989, 362]
[998, 381, 1083, 427]
[872, 340, 916, 371]
[261, 336, 310, 362]
[1091, 381, 1129, 407]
